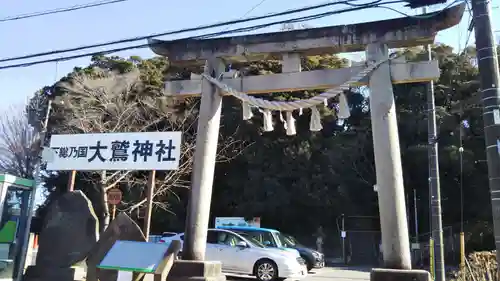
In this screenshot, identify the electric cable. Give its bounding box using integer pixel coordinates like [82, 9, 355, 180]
[0, 0, 398, 64]
[240, 0, 269, 19]
[219, 0, 269, 32]
[0, 1, 403, 70]
[0, 0, 128, 23]
[0, 0, 461, 70]
[461, 1, 474, 53]
[374, 0, 463, 18]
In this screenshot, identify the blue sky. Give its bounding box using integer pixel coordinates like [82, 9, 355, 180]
[0, 0, 496, 114]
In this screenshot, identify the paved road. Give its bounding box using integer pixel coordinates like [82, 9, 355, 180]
[227, 267, 370, 281]
[302, 267, 370, 281]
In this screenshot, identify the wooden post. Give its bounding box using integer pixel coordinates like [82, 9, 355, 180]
[67, 170, 76, 191]
[143, 170, 156, 241]
[366, 43, 411, 269]
[102, 170, 111, 231]
[107, 187, 122, 223]
[183, 58, 225, 261]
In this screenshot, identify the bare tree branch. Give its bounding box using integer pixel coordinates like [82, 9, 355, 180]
[50, 68, 252, 224]
[0, 105, 38, 179]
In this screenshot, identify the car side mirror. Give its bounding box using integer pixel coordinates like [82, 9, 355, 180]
[263, 241, 271, 246]
[236, 241, 249, 248]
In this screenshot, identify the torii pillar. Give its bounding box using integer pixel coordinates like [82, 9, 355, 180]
[367, 42, 412, 269]
[149, 3, 464, 281]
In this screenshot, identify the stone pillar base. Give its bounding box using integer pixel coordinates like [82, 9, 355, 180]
[371, 268, 430, 281]
[23, 265, 85, 281]
[168, 260, 226, 281]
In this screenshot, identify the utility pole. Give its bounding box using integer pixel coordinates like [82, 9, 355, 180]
[406, 193, 411, 227]
[423, 6, 446, 281]
[413, 189, 424, 267]
[413, 189, 419, 243]
[471, 0, 500, 265]
[459, 136, 465, 274]
[16, 97, 53, 281]
[341, 214, 346, 264]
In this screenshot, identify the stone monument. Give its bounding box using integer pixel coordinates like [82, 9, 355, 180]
[86, 212, 146, 281]
[23, 190, 99, 281]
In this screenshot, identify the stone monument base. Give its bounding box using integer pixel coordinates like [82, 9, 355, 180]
[168, 260, 226, 281]
[23, 265, 85, 281]
[371, 268, 430, 281]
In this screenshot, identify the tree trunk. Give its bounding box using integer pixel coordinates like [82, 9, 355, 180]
[100, 170, 110, 232]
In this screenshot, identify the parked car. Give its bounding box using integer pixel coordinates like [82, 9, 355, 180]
[281, 233, 325, 270]
[158, 232, 177, 243]
[218, 226, 325, 271]
[159, 228, 308, 281]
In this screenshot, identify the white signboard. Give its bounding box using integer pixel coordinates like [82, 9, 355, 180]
[45, 132, 182, 171]
[117, 271, 133, 281]
[98, 240, 171, 273]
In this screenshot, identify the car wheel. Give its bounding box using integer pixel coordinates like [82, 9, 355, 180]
[306, 261, 314, 271]
[300, 255, 314, 271]
[254, 259, 278, 281]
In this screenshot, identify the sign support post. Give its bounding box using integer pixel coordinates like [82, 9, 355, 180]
[67, 170, 76, 192]
[108, 188, 122, 221]
[143, 170, 156, 241]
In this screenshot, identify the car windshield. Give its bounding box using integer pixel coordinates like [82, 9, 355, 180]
[239, 233, 265, 248]
[282, 233, 300, 247]
[276, 232, 299, 247]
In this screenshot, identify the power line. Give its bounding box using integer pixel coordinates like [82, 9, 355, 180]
[374, 0, 463, 18]
[0, 1, 404, 70]
[220, 0, 269, 32]
[0, 0, 460, 70]
[0, 0, 392, 64]
[241, 0, 269, 18]
[460, 0, 474, 52]
[0, 0, 128, 23]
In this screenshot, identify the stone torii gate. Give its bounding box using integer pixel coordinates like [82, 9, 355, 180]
[149, 4, 464, 281]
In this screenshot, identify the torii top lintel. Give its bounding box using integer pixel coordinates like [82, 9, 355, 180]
[148, 3, 465, 65]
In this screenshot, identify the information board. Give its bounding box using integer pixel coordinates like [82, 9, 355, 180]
[97, 240, 171, 273]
